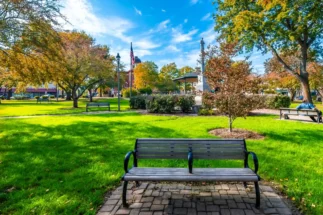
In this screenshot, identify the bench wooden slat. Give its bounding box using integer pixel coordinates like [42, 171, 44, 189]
[124, 167, 258, 182]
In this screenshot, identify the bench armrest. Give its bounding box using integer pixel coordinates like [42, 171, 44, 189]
[124, 151, 135, 173]
[246, 151, 259, 174]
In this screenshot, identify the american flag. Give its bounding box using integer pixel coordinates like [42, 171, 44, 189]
[130, 42, 135, 66]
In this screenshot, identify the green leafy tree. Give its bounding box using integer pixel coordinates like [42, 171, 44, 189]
[214, 0, 323, 103]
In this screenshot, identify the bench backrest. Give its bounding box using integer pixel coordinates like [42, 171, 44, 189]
[87, 102, 109, 106]
[135, 138, 246, 160]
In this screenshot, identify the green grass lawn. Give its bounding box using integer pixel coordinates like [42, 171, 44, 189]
[0, 113, 322, 214]
[0, 98, 130, 116]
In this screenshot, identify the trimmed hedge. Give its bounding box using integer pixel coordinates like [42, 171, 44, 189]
[138, 87, 152, 95]
[130, 95, 146, 109]
[265, 95, 291, 109]
[130, 94, 195, 113]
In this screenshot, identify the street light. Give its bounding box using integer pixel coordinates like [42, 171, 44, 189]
[116, 53, 121, 111]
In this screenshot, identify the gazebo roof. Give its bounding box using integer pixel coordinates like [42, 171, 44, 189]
[173, 72, 198, 83]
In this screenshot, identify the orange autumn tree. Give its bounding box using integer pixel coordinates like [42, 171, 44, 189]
[134, 61, 158, 89]
[204, 43, 262, 132]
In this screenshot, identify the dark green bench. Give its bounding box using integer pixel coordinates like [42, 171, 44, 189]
[280, 108, 321, 123]
[122, 138, 261, 208]
[86, 102, 110, 112]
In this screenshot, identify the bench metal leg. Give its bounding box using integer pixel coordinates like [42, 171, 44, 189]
[122, 181, 129, 208]
[135, 181, 140, 187]
[243, 182, 247, 188]
[254, 182, 260, 208]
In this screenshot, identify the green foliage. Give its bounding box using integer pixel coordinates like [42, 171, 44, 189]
[129, 96, 147, 109]
[41, 95, 49, 99]
[122, 89, 138, 98]
[34, 96, 40, 99]
[50, 95, 55, 99]
[198, 108, 215, 116]
[265, 95, 291, 109]
[138, 87, 152, 95]
[177, 95, 195, 113]
[145, 95, 195, 113]
[146, 95, 176, 113]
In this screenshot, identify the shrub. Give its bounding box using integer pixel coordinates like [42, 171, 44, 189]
[146, 95, 176, 113]
[265, 95, 291, 109]
[138, 87, 152, 95]
[198, 108, 215, 116]
[50, 95, 55, 99]
[34, 96, 40, 99]
[130, 96, 147, 109]
[177, 95, 195, 113]
[122, 88, 138, 98]
[42, 95, 49, 99]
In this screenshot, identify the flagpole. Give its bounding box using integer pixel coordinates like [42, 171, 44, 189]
[130, 42, 133, 99]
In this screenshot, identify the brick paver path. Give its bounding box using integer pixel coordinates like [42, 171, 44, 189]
[98, 182, 297, 215]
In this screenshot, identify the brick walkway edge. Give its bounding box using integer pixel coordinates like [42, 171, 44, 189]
[98, 182, 296, 215]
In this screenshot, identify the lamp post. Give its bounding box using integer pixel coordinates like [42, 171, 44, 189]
[200, 38, 208, 92]
[116, 53, 121, 111]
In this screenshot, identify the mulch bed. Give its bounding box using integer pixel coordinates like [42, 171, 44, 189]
[209, 128, 265, 139]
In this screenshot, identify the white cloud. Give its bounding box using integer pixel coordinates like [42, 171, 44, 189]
[184, 19, 188, 23]
[148, 19, 170, 34]
[201, 13, 212, 21]
[135, 40, 161, 49]
[161, 9, 166, 12]
[134, 7, 142, 16]
[156, 49, 201, 69]
[200, 26, 218, 44]
[165, 45, 180, 52]
[61, 0, 133, 42]
[190, 0, 199, 5]
[172, 27, 198, 43]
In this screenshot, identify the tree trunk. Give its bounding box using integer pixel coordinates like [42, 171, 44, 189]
[100, 88, 102, 97]
[317, 89, 323, 105]
[88, 89, 93, 102]
[299, 75, 312, 103]
[228, 116, 233, 133]
[6, 89, 12, 100]
[288, 89, 296, 102]
[72, 89, 78, 108]
[66, 91, 72, 101]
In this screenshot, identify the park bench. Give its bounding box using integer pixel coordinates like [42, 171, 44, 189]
[36, 97, 50, 104]
[86, 102, 110, 112]
[122, 138, 261, 208]
[280, 108, 321, 123]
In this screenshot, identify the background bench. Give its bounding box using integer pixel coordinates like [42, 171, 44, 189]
[280, 108, 321, 123]
[86, 102, 110, 112]
[122, 138, 260, 208]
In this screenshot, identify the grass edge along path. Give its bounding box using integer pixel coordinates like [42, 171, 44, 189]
[0, 113, 322, 214]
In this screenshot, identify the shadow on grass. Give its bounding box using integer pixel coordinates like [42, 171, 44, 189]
[0, 119, 190, 214]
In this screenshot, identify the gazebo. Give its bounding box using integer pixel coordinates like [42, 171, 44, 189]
[173, 72, 198, 94]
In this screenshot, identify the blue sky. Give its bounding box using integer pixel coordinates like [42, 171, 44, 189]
[61, 0, 271, 73]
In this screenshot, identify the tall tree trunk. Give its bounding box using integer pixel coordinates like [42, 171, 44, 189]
[100, 88, 102, 97]
[299, 75, 312, 103]
[88, 89, 93, 102]
[72, 89, 78, 108]
[66, 91, 72, 101]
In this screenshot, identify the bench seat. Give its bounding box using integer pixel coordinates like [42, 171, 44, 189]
[124, 167, 259, 182]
